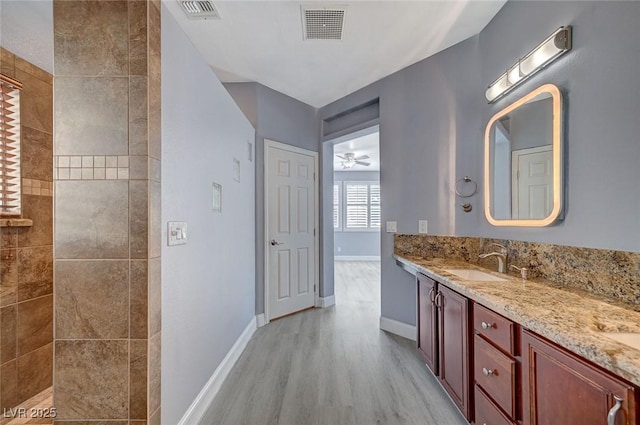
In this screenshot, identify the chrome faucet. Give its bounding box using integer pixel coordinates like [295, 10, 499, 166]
[479, 243, 508, 273]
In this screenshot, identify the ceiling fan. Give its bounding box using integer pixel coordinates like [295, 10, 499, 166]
[336, 152, 370, 169]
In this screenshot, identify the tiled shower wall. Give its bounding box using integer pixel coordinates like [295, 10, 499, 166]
[53, 1, 161, 423]
[0, 49, 54, 412]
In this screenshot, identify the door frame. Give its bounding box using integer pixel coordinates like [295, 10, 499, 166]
[264, 139, 319, 324]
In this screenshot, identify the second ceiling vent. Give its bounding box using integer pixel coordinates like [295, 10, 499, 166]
[302, 5, 347, 40]
[179, 1, 221, 20]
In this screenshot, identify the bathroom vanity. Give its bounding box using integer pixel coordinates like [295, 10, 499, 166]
[397, 254, 639, 425]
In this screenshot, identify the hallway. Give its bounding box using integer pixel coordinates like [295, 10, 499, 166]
[199, 262, 467, 425]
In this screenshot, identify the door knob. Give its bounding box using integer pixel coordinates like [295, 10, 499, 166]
[270, 239, 283, 246]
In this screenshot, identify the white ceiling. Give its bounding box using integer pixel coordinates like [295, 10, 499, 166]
[334, 131, 379, 171]
[165, 0, 506, 108]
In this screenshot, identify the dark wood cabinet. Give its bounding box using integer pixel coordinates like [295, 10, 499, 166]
[438, 284, 471, 419]
[416, 274, 471, 420]
[521, 330, 637, 425]
[417, 274, 438, 373]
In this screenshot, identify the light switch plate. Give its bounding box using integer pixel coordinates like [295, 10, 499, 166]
[386, 221, 397, 233]
[418, 220, 428, 234]
[167, 221, 187, 246]
[212, 182, 222, 212]
[233, 158, 240, 182]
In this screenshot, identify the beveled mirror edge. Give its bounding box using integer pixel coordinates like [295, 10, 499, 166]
[484, 83, 564, 227]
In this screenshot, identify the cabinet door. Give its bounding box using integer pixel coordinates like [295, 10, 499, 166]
[438, 284, 471, 420]
[522, 330, 637, 425]
[417, 274, 438, 374]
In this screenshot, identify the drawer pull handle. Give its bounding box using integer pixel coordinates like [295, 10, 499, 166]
[482, 367, 494, 376]
[481, 321, 495, 330]
[607, 395, 623, 425]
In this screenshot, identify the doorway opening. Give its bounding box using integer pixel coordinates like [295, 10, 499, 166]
[331, 129, 381, 311]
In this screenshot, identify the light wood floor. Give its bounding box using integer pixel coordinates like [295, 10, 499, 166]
[199, 261, 467, 425]
[1, 387, 52, 425]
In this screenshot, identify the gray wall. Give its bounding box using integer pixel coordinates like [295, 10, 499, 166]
[161, 10, 256, 424]
[334, 171, 381, 258]
[319, 1, 640, 326]
[225, 82, 319, 312]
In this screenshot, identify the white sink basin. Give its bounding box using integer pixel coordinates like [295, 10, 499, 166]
[602, 333, 640, 350]
[443, 268, 509, 282]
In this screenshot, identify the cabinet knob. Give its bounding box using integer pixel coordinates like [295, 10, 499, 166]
[607, 395, 623, 425]
[481, 321, 495, 330]
[482, 367, 495, 376]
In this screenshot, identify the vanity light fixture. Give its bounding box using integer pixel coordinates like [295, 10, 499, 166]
[485, 26, 572, 103]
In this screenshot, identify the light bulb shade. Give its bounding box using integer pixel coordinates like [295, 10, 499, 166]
[485, 26, 572, 103]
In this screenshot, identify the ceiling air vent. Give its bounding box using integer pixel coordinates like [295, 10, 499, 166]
[302, 5, 347, 40]
[179, 1, 221, 20]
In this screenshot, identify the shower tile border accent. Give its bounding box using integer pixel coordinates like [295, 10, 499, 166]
[55, 155, 130, 181]
[22, 179, 53, 197]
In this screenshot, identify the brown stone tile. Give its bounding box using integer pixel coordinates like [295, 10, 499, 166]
[129, 339, 147, 420]
[148, 332, 161, 414]
[0, 249, 18, 306]
[53, 1, 128, 76]
[148, 258, 161, 336]
[54, 77, 129, 156]
[0, 48, 16, 78]
[129, 76, 148, 156]
[55, 260, 128, 339]
[149, 407, 160, 425]
[17, 295, 53, 355]
[129, 0, 148, 76]
[17, 342, 52, 402]
[0, 360, 17, 411]
[130, 261, 148, 339]
[1, 305, 17, 363]
[18, 246, 54, 301]
[0, 228, 17, 249]
[21, 126, 53, 181]
[15, 56, 53, 85]
[54, 181, 129, 259]
[55, 422, 128, 425]
[131, 421, 148, 425]
[129, 156, 148, 180]
[130, 181, 148, 259]
[55, 340, 128, 419]
[148, 1, 161, 161]
[17, 195, 53, 248]
[16, 67, 53, 134]
[148, 182, 161, 259]
[149, 158, 160, 183]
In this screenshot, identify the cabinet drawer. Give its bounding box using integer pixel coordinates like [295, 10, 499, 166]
[474, 303, 514, 354]
[475, 385, 515, 425]
[475, 335, 517, 418]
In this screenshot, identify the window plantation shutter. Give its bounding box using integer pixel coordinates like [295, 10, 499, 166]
[333, 183, 340, 229]
[370, 184, 381, 228]
[345, 183, 369, 228]
[0, 75, 22, 216]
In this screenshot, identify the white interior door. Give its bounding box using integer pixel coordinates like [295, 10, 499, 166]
[265, 140, 317, 321]
[512, 145, 553, 219]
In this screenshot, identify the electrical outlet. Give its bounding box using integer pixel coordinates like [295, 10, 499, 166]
[386, 221, 397, 233]
[418, 220, 428, 234]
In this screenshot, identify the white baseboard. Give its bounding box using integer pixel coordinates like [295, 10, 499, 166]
[316, 295, 336, 308]
[177, 317, 257, 425]
[256, 313, 266, 328]
[334, 256, 380, 261]
[379, 316, 416, 341]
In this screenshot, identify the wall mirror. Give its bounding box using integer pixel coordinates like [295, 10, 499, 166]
[484, 84, 563, 226]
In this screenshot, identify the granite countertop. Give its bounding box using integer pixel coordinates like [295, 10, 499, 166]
[394, 254, 640, 387]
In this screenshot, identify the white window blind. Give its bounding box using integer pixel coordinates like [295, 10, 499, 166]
[0, 75, 22, 217]
[333, 183, 341, 229]
[344, 181, 380, 231]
